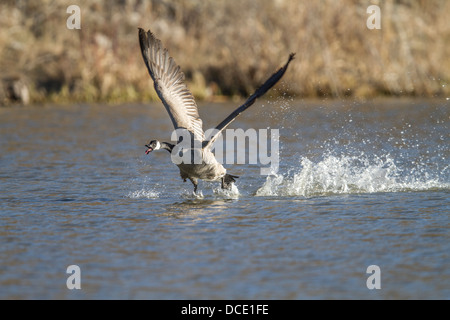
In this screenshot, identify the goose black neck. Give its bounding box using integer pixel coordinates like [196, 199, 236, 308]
[161, 142, 174, 152]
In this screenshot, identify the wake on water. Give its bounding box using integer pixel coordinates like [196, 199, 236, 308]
[126, 143, 448, 199]
[127, 154, 448, 199]
[126, 99, 448, 199]
[253, 98, 449, 198]
[126, 178, 241, 200]
[127, 189, 160, 199]
[255, 153, 449, 197]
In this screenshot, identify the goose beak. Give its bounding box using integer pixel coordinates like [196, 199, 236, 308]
[145, 145, 153, 154]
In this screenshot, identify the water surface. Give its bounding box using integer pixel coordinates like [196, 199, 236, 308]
[0, 99, 448, 299]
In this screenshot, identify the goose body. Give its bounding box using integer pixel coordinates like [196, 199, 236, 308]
[178, 155, 227, 185]
[138, 28, 294, 193]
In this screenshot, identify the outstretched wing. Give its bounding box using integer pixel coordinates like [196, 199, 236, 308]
[203, 53, 295, 150]
[139, 28, 205, 141]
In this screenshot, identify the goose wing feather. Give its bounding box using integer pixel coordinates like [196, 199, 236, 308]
[203, 53, 295, 150]
[139, 28, 204, 141]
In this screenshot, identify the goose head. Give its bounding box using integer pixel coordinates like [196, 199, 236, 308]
[145, 140, 161, 154]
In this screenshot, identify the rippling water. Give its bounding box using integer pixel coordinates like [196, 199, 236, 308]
[0, 99, 448, 299]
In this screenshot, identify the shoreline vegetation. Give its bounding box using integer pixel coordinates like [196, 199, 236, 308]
[1, 0, 449, 106]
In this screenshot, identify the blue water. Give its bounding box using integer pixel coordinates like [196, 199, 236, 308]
[0, 99, 448, 299]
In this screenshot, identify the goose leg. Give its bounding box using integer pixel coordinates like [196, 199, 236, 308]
[189, 178, 198, 194]
[221, 177, 226, 190]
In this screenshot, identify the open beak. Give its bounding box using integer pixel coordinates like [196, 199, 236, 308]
[145, 145, 153, 155]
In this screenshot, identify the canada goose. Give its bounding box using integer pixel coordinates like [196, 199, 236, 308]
[139, 28, 294, 193]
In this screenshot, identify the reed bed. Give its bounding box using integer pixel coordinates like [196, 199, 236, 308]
[0, 0, 448, 105]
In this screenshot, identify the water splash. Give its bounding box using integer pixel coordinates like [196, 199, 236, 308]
[126, 189, 160, 199]
[213, 183, 240, 199]
[177, 184, 240, 199]
[256, 154, 448, 197]
[181, 190, 204, 199]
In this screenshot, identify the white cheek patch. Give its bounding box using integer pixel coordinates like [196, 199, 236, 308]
[155, 141, 161, 150]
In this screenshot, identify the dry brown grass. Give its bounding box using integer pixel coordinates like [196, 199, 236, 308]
[0, 0, 448, 104]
